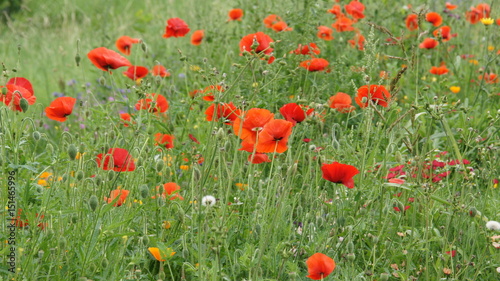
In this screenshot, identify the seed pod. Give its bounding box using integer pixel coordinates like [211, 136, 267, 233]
[347, 253, 356, 261]
[89, 195, 98, 211]
[141, 235, 149, 245]
[68, 144, 78, 160]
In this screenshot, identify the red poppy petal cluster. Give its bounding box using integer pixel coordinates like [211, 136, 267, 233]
[96, 148, 136, 172]
[163, 18, 190, 38]
[355, 85, 391, 108]
[45, 96, 77, 122]
[87, 47, 131, 71]
[306, 253, 336, 280]
[1, 77, 36, 112]
[321, 162, 359, 189]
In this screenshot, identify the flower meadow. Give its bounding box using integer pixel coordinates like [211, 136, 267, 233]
[0, 0, 499, 280]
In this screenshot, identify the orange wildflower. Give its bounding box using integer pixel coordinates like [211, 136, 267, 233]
[332, 15, 355, 32]
[426, 12, 442, 27]
[115, 36, 140, 55]
[317, 26, 334, 41]
[228, 8, 243, 21]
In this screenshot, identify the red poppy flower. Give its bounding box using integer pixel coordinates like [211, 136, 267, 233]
[332, 16, 355, 32]
[446, 250, 456, 257]
[256, 119, 293, 153]
[479, 73, 499, 84]
[445, 2, 457, 10]
[135, 93, 169, 113]
[155, 133, 175, 149]
[191, 30, 204, 46]
[430, 64, 449, 75]
[239, 32, 275, 63]
[348, 32, 365, 50]
[327, 5, 343, 17]
[394, 205, 411, 212]
[96, 148, 136, 172]
[0, 82, 36, 112]
[154, 182, 184, 200]
[345, 0, 365, 19]
[7, 77, 33, 94]
[105, 189, 130, 207]
[11, 209, 46, 229]
[232, 108, 274, 143]
[434, 27, 452, 42]
[45, 96, 77, 122]
[329, 92, 355, 113]
[151, 65, 171, 77]
[247, 153, 271, 164]
[299, 58, 329, 72]
[205, 102, 242, 124]
[263, 14, 283, 28]
[163, 18, 190, 38]
[202, 85, 225, 101]
[317, 26, 334, 41]
[426, 12, 442, 27]
[465, 4, 490, 24]
[87, 47, 131, 72]
[306, 253, 336, 280]
[405, 14, 419, 31]
[119, 112, 133, 127]
[279, 103, 306, 125]
[189, 134, 200, 144]
[419, 38, 439, 49]
[228, 8, 243, 21]
[115, 36, 140, 55]
[272, 21, 293, 32]
[123, 66, 149, 81]
[321, 161, 359, 188]
[355, 85, 391, 108]
[291, 43, 320, 56]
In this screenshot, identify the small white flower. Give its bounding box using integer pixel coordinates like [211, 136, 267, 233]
[486, 221, 500, 231]
[201, 195, 216, 207]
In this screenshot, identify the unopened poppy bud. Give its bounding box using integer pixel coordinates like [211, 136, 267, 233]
[75, 170, 84, 181]
[1, 87, 7, 95]
[364, 75, 370, 82]
[19, 97, 29, 112]
[94, 174, 103, 186]
[180, 55, 187, 61]
[347, 253, 356, 261]
[75, 53, 81, 66]
[158, 272, 166, 280]
[141, 41, 147, 52]
[232, 63, 243, 68]
[361, 96, 368, 103]
[89, 195, 98, 211]
[337, 216, 346, 227]
[192, 166, 201, 182]
[59, 237, 67, 249]
[107, 171, 115, 181]
[177, 206, 185, 224]
[215, 127, 226, 139]
[278, 60, 287, 66]
[61, 173, 68, 183]
[141, 235, 149, 245]
[155, 160, 164, 172]
[38, 250, 44, 259]
[379, 273, 390, 281]
[251, 38, 259, 50]
[393, 200, 404, 212]
[98, 76, 106, 85]
[395, 151, 402, 162]
[101, 258, 109, 268]
[287, 163, 298, 177]
[347, 241, 354, 253]
[68, 144, 78, 160]
[139, 184, 149, 199]
[32, 131, 41, 141]
[182, 247, 189, 258]
[469, 207, 477, 217]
